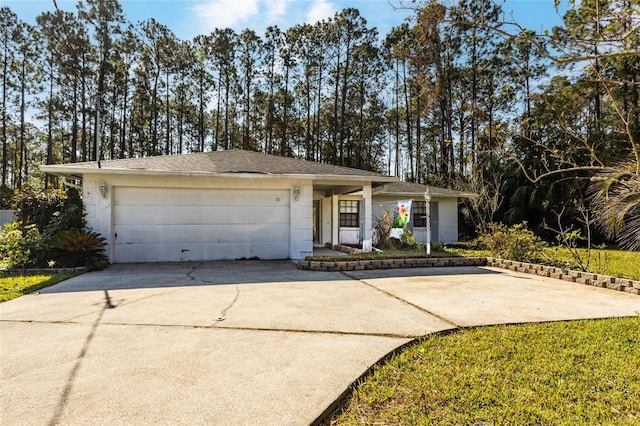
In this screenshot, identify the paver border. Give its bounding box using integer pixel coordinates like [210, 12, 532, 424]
[299, 257, 640, 295]
[1, 266, 87, 276]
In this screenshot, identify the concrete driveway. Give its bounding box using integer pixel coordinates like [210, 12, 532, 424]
[1, 261, 639, 425]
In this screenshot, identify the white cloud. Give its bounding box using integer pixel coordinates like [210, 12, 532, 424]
[192, 0, 259, 30]
[266, 0, 290, 21]
[305, 0, 336, 24]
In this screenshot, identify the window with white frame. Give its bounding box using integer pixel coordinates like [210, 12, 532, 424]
[413, 201, 427, 227]
[339, 200, 359, 227]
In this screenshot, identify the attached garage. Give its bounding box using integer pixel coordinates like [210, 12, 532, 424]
[113, 187, 290, 262]
[40, 149, 398, 263]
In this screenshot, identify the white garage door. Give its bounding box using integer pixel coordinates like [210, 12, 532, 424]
[113, 187, 290, 263]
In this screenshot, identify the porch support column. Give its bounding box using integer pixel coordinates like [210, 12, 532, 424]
[331, 194, 339, 247]
[362, 182, 372, 252]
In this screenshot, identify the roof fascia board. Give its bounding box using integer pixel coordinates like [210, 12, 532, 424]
[40, 165, 399, 183]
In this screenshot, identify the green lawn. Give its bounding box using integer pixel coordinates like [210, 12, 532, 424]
[332, 316, 640, 425]
[0, 274, 74, 302]
[547, 247, 640, 281]
[445, 246, 640, 281]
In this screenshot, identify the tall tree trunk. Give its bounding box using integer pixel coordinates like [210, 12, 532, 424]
[71, 79, 78, 163]
[198, 76, 205, 152]
[81, 51, 88, 161]
[470, 32, 477, 166]
[214, 74, 221, 151]
[314, 65, 323, 162]
[267, 57, 275, 154]
[281, 64, 289, 156]
[18, 58, 28, 189]
[150, 67, 159, 155]
[338, 42, 350, 166]
[332, 49, 341, 164]
[415, 92, 421, 182]
[120, 68, 128, 158]
[165, 71, 171, 154]
[1, 34, 8, 187]
[403, 63, 413, 181]
[223, 71, 230, 150]
[243, 64, 251, 150]
[394, 60, 400, 177]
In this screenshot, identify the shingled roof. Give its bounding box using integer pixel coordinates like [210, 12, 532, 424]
[374, 181, 474, 198]
[41, 149, 397, 182]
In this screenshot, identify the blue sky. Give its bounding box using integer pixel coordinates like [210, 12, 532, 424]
[5, 0, 567, 41]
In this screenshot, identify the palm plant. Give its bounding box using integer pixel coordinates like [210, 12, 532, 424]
[590, 169, 640, 251]
[51, 229, 108, 269]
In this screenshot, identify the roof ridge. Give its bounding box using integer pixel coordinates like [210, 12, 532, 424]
[41, 149, 397, 181]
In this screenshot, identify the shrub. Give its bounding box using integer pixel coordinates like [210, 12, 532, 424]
[478, 222, 547, 262]
[0, 185, 14, 209]
[50, 230, 108, 270]
[432, 241, 446, 252]
[13, 187, 84, 233]
[400, 226, 416, 248]
[0, 222, 43, 268]
[374, 211, 393, 248]
[42, 204, 85, 245]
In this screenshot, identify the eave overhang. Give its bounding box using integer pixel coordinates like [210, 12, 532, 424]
[40, 164, 399, 185]
[374, 191, 475, 198]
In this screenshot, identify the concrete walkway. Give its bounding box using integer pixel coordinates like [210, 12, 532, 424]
[1, 261, 639, 425]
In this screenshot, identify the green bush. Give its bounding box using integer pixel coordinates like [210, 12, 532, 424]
[13, 187, 84, 233]
[432, 241, 446, 252]
[400, 226, 416, 248]
[374, 211, 393, 248]
[50, 229, 107, 270]
[42, 205, 85, 245]
[0, 185, 14, 209]
[0, 222, 43, 268]
[478, 222, 547, 262]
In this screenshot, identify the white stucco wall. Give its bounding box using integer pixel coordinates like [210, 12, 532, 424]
[372, 196, 460, 245]
[289, 183, 314, 259]
[82, 174, 314, 262]
[313, 187, 373, 250]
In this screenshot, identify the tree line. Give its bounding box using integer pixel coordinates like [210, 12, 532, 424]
[1, 0, 638, 246]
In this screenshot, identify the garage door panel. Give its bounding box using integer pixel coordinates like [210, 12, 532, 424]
[113, 187, 291, 262]
[115, 224, 289, 245]
[114, 205, 289, 226]
[116, 187, 289, 207]
[115, 242, 290, 262]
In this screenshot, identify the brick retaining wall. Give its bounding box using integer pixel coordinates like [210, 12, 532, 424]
[299, 256, 640, 295]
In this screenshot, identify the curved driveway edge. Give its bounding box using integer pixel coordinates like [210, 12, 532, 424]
[2, 261, 639, 425]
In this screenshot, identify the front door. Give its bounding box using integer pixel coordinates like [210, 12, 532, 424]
[312, 200, 320, 244]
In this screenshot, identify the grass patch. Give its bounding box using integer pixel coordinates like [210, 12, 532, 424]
[333, 316, 640, 425]
[0, 274, 74, 302]
[546, 247, 640, 281]
[450, 246, 640, 281]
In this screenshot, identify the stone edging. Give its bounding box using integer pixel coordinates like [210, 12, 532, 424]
[299, 256, 487, 271]
[1, 266, 87, 276]
[487, 258, 640, 295]
[298, 256, 640, 295]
